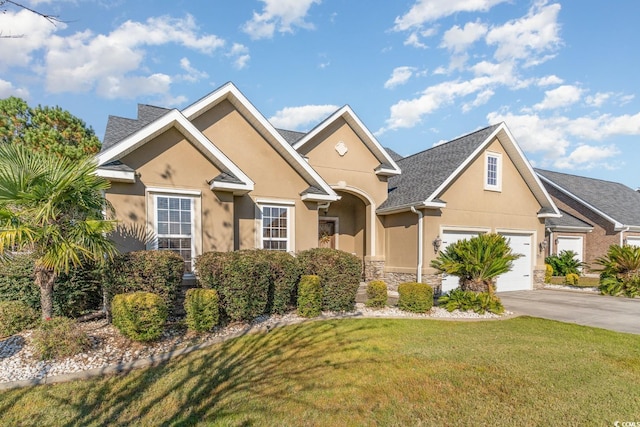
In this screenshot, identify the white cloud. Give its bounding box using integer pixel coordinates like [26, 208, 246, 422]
[536, 75, 563, 86]
[394, 0, 507, 31]
[242, 0, 321, 40]
[0, 79, 29, 98]
[462, 89, 494, 112]
[178, 58, 209, 83]
[485, 2, 562, 65]
[384, 66, 416, 89]
[554, 144, 620, 169]
[534, 85, 583, 110]
[227, 43, 250, 69]
[269, 104, 339, 130]
[585, 92, 611, 108]
[440, 20, 487, 53]
[43, 15, 224, 97]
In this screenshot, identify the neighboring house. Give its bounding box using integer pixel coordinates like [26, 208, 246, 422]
[378, 124, 560, 293]
[96, 82, 559, 292]
[536, 169, 640, 268]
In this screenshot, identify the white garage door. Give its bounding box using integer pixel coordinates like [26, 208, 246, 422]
[496, 233, 533, 292]
[440, 230, 481, 293]
[556, 236, 584, 262]
[626, 236, 640, 247]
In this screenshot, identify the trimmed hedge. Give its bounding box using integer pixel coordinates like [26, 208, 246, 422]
[196, 250, 301, 322]
[366, 280, 388, 308]
[0, 301, 38, 337]
[0, 253, 103, 317]
[31, 317, 91, 360]
[111, 292, 167, 342]
[104, 250, 184, 308]
[297, 275, 322, 318]
[398, 282, 434, 313]
[297, 248, 362, 312]
[185, 288, 219, 333]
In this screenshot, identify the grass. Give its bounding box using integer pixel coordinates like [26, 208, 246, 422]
[549, 275, 600, 287]
[1, 317, 639, 426]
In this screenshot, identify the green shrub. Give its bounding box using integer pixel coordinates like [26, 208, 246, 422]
[30, 317, 91, 360]
[111, 292, 167, 342]
[0, 253, 102, 317]
[366, 280, 388, 308]
[594, 245, 640, 298]
[297, 248, 362, 312]
[196, 250, 301, 321]
[545, 250, 585, 276]
[437, 289, 504, 314]
[564, 273, 580, 286]
[184, 288, 219, 333]
[544, 264, 553, 283]
[0, 301, 38, 337]
[397, 282, 433, 313]
[104, 251, 184, 308]
[599, 276, 640, 298]
[297, 275, 322, 318]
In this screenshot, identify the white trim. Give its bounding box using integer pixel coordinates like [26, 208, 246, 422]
[484, 151, 502, 192]
[146, 187, 201, 197]
[440, 226, 491, 235]
[257, 202, 294, 252]
[331, 184, 377, 256]
[96, 168, 136, 183]
[182, 82, 339, 202]
[319, 216, 340, 250]
[255, 198, 296, 206]
[292, 105, 401, 176]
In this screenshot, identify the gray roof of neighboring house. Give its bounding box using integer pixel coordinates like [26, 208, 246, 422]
[98, 160, 135, 172]
[384, 147, 404, 161]
[379, 124, 501, 210]
[276, 129, 306, 145]
[536, 168, 640, 227]
[102, 104, 170, 150]
[546, 209, 593, 230]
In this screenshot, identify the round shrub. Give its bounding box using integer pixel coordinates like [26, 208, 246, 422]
[195, 251, 233, 290]
[564, 273, 580, 286]
[397, 282, 434, 313]
[264, 251, 301, 315]
[297, 248, 362, 312]
[185, 288, 219, 333]
[104, 251, 184, 309]
[0, 301, 38, 337]
[31, 317, 91, 360]
[297, 275, 322, 318]
[544, 264, 553, 283]
[111, 292, 167, 342]
[366, 280, 388, 308]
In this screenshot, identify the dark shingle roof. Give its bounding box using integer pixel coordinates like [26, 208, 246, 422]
[379, 124, 501, 210]
[384, 147, 404, 161]
[212, 171, 244, 185]
[102, 104, 170, 151]
[536, 168, 640, 227]
[98, 160, 135, 172]
[276, 129, 306, 145]
[300, 186, 329, 196]
[546, 209, 593, 229]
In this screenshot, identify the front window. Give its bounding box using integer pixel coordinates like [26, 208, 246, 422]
[156, 196, 193, 272]
[261, 205, 290, 251]
[484, 152, 502, 191]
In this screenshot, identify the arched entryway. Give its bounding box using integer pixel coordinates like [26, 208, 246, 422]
[318, 190, 368, 258]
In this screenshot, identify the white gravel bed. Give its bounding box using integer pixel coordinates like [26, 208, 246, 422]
[543, 284, 600, 293]
[0, 304, 509, 384]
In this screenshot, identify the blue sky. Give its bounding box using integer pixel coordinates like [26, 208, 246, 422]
[1, 0, 639, 187]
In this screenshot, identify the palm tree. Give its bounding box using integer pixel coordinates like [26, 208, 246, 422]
[0, 144, 117, 319]
[430, 233, 522, 294]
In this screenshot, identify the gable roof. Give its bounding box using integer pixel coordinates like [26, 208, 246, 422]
[292, 105, 401, 177]
[546, 209, 594, 232]
[536, 168, 640, 230]
[181, 82, 338, 202]
[378, 122, 560, 216]
[96, 109, 255, 193]
[103, 105, 171, 150]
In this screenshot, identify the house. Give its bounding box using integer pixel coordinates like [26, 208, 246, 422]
[96, 82, 559, 293]
[536, 169, 640, 268]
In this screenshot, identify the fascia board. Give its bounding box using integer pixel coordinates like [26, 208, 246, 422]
[95, 168, 136, 183]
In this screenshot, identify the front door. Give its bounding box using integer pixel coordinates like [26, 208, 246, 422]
[318, 219, 337, 249]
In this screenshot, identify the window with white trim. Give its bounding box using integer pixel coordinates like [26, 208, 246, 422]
[260, 205, 290, 251]
[484, 152, 502, 191]
[155, 195, 194, 272]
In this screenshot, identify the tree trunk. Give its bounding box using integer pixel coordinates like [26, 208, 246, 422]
[34, 266, 56, 320]
[461, 279, 493, 294]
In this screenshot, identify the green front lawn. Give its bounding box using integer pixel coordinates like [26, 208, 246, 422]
[1, 317, 639, 425]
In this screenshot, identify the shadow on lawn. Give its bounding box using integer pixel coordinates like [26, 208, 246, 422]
[29, 319, 373, 425]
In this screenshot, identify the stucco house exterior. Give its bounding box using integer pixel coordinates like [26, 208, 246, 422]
[536, 169, 640, 268]
[96, 82, 560, 293]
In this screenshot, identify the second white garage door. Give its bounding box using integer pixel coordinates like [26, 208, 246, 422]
[556, 236, 584, 262]
[496, 233, 533, 292]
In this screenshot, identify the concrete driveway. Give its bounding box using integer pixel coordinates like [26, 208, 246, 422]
[497, 289, 640, 335]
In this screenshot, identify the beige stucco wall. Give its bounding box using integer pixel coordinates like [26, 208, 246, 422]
[105, 128, 235, 255]
[298, 117, 389, 258]
[321, 191, 366, 256]
[192, 100, 319, 252]
[384, 138, 546, 278]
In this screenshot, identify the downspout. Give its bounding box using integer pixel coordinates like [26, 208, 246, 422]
[410, 206, 423, 283]
[621, 227, 630, 246]
[548, 228, 554, 255]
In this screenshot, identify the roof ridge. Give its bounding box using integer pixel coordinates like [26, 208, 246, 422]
[536, 168, 633, 188]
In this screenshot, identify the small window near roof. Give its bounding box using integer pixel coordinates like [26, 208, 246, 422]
[484, 152, 502, 191]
